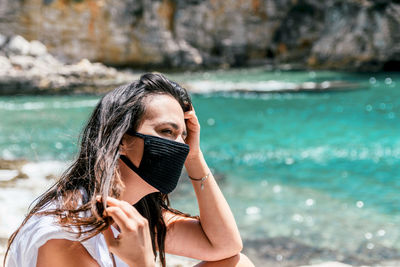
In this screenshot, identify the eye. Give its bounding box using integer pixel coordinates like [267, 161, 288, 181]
[161, 128, 173, 135]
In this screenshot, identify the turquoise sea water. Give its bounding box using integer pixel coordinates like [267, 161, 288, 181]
[1, 69, 399, 262]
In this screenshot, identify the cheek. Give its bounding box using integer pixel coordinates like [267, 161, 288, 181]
[128, 138, 144, 167]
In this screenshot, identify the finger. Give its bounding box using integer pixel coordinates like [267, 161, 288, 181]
[103, 196, 120, 207]
[105, 206, 132, 233]
[186, 118, 199, 126]
[186, 118, 200, 129]
[106, 197, 142, 219]
[184, 113, 199, 124]
[103, 226, 117, 251]
[184, 112, 195, 119]
[120, 201, 143, 219]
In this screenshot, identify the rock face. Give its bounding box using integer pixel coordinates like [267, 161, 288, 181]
[0, 0, 399, 71]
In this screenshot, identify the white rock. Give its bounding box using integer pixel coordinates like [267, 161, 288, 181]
[0, 170, 19, 182]
[41, 54, 62, 66]
[29, 40, 47, 57]
[9, 55, 37, 70]
[0, 56, 12, 71]
[0, 34, 7, 47]
[7, 35, 31, 55]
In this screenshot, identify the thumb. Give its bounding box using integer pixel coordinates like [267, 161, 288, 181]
[103, 226, 117, 251]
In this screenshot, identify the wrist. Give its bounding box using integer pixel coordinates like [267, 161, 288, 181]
[185, 150, 204, 163]
[185, 151, 210, 178]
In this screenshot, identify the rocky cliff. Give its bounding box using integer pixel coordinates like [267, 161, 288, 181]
[0, 0, 399, 71]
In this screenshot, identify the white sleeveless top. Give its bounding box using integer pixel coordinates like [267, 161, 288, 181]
[6, 205, 129, 267]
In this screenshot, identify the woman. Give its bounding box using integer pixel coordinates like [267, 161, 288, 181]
[4, 73, 254, 267]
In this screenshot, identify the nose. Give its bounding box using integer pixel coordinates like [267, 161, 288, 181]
[176, 135, 186, 144]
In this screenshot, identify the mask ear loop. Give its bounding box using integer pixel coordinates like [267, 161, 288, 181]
[120, 129, 144, 171]
[119, 155, 141, 173]
[125, 129, 145, 139]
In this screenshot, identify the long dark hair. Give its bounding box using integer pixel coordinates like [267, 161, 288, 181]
[4, 73, 194, 267]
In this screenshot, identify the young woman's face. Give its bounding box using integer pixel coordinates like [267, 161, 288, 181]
[139, 93, 188, 143]
[119, 94, 188, 202]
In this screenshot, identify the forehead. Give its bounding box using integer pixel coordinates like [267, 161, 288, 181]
[141, 94, 185, 125]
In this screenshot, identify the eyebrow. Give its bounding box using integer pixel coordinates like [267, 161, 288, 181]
[155, 121, 187, 136]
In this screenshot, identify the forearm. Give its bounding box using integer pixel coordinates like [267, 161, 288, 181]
[185, 152, 243, 254]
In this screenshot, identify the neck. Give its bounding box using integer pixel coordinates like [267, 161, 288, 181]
[118, 158, 158, 205]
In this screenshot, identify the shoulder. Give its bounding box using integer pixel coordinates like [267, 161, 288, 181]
[8, 212, 106, 267]
[37, 239, 99, 267]
[7, 213, 72, 266]
[11, 212, 73, 251]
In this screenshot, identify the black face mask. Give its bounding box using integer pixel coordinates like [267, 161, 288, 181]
[119, 130, 190, 194]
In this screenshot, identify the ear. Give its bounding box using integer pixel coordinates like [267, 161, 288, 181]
[119, 135, 128, 156]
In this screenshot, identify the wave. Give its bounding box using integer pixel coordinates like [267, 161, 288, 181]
[208, 145, 400, 165]
[0, 99, 99, 111]
[185, 80, 357, 94]
[188, 80, 299, 92]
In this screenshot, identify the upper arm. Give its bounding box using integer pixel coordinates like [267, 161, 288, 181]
[163, 210, 228, 261]
[37, 239, 100, 267]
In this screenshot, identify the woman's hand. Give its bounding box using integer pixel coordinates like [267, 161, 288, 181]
[101, 197, 155, 267]
[184, 106, 202, 161]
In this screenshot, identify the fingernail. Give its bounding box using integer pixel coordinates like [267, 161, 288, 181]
[96, 195, 101, 202]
